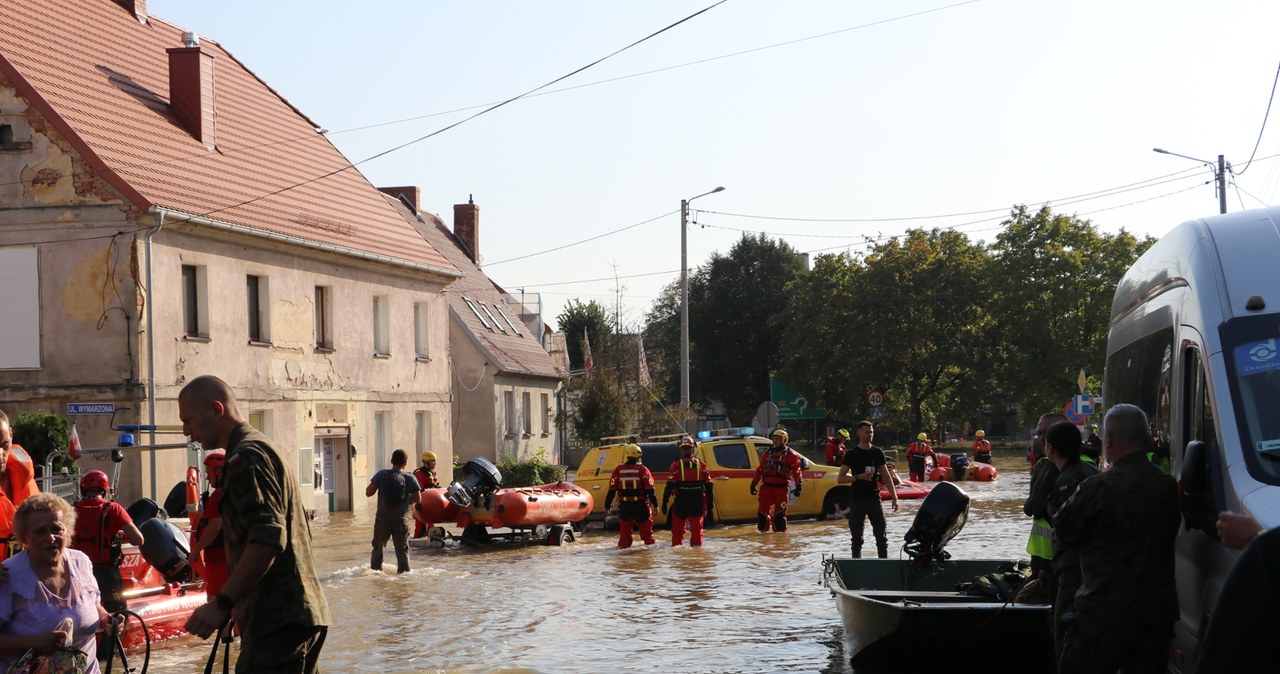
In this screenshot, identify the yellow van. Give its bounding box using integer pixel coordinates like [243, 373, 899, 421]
[571, 429, 848, 527]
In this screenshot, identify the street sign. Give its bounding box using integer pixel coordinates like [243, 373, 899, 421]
[67, 403, 114, 415]
[1063, 400, 1085, 425]
[1075, 394, 1096, 416]
[867, 390, 885, 407]
[770, 379, 826, 420]
[1078, 369, 1087, 394]
[755, 401, 779, 431]
[869, 405, 886, 421]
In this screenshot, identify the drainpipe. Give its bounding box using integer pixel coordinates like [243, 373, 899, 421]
[144, 210, 165, 501]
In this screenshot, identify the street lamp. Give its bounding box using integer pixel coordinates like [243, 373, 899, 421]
[681, 186, 725, 410]
[1153, 148, 1229, 214]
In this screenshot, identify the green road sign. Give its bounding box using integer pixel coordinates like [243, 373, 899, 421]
[770, 378, 827, 420]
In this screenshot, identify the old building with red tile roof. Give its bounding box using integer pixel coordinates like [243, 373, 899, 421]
[383, 189, 565, 465]
[0, 0, 460, 512]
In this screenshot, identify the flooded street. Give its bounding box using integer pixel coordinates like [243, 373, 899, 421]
[142, 453, 1035, 674]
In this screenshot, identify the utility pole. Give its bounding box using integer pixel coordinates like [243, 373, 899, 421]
[1154, 148, 1229, 214]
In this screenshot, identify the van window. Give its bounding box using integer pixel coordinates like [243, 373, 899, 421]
[1221, 314, 1280, 485]
[1182, 347, 1216, 451]
[713, 442, 751, 469]
[1105, 326, 1174, 464]
[638, 443, 679, 471]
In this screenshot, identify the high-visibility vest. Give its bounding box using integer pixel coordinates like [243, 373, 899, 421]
[1027, 517, 1054, 560]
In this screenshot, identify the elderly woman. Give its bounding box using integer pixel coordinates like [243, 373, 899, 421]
[0, 493, 112, 674]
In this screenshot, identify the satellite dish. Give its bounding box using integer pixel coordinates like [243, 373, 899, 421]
[754, 401, 779, 432]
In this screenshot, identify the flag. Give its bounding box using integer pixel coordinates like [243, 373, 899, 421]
[638, 335, 651, 387]
[68, 423, 81, 461]
[582, 328, 594, 371]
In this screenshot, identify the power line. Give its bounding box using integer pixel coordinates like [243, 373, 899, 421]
[1235, 59, 1280, 176]
[483, 211, 677, 267]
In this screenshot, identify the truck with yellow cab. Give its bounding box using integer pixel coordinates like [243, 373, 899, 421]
[571, 428, 851, 527]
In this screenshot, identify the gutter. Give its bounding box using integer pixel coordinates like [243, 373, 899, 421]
[145, 211, 165, 501]
[151, 206, 463, 280]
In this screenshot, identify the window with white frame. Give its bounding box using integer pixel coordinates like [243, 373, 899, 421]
[521, 391, 531, 435]
[314, 286, 333, 350]
[415, 411, 431, 455]
[495, 305, 522, 337]
[503, 391, 516, 435]
[463, 297, 493, 331]
[541, 393, 550, 435]
[182, 264, 209, 338]
[247, 274, 271, 344]
[480, 302, 507, 334]
[374, 411, 391, 469]
[373, 295, 390, 356]
[414, 302, 430, 359]
[0, 247, 40, 369]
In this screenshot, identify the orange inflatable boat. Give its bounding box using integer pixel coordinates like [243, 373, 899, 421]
[416, 482, 594, 528]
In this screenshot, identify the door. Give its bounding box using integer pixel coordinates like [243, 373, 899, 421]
[313, 435, 352, 512]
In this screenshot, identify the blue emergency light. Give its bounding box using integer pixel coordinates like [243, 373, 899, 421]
[696, 430, 712, 440]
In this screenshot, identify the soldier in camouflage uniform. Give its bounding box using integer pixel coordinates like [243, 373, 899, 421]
[1054, 404, 1179, 674]
[181, 375, 331, 674]
[1042, 419, 1099, 660]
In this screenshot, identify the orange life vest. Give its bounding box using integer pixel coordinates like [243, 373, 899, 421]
[611, 464, 652, 502]
[0, 444, 40, 560]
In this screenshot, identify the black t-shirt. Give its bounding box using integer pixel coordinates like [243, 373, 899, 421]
[841, 445, 887, 502]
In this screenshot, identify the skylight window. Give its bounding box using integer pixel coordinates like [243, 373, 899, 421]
[463, 297, 494, 331]
[479, 302, 507, 334]
[495, 306, 522, 337]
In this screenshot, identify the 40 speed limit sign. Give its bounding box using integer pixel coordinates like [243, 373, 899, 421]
[867, 390, 885, 407]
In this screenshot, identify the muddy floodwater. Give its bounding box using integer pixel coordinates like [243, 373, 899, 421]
[140, 452, 1037, 674]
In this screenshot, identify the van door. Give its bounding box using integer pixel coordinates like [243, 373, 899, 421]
[703, 441, 756, 520]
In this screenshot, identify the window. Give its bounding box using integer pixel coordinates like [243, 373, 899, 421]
[372, 295, 390, 356]
[504, 391, 517, 435]
[415, 411, 431, 455]
[480, 302, 507, 334]
[716, 442, 752, 470]
[374, 411, 391, 469]
[181, 264, 208, 338]
[522, 392, 532, 435]
[495, 305, 522, 337]
[246, 274, 270, 344]
[463, 297, 493, 331]
[314, 286, 333, 350]
[541, 393, 550, 435]
[414, 302, 430, 359]
[0, 124, 11, 144]
[0, 246, 40, 368]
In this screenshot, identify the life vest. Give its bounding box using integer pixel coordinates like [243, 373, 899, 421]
[612, 464, 651, 502]
[414, 467, 440, 490]
[1027, 516, 1054, 560]
[760, 448, 792, 485]
[0, 443, 40, 560]
[73, 497, 122, 566]
[906, 442, 934, 458]
[670, 459, 706, 493]
[972, 439, 991, 454]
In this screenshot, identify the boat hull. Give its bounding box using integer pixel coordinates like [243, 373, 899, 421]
[416, 482, 593, 529]
[825, 558, 1051, 666]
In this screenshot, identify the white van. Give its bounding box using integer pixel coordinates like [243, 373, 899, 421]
[1105, 206, 1280, 671]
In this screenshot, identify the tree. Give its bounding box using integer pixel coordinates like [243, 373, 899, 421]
[568, 365, 638, 446]
[556, 299, 613, 371]
[11, 410, 72, 471]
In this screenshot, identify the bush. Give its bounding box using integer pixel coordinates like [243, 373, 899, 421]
[495, 450, 565, 488]
[11, 411, 72, 472]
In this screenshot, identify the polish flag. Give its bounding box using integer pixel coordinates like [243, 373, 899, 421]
[68, 423, 82, 461]
[583, 328, 594, 371]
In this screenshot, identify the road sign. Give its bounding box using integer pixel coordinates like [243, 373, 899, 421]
[869, 405, 886, 421]
[1063, 400, 1085, 425]
[1075, 394, 1096, 416]
[867, 390, 885, 407]
[755, 401, 779, 430]
[770, 379, 827, 420]
[1077, 369, 1087, 394]
[67, 403, 114, 415]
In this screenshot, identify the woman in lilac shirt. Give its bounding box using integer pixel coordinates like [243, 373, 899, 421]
[0, 493, 113, 674]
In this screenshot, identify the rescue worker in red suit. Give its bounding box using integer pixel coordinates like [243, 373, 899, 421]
[190, 452, 230, 599]
[972, 429, 992, 464]
[411, 451, 441, 538]
[750, 429, 803, 533]
[661, 436, 713, 546]
[905, 433, 935, 481]
[71, 469, 145, 659]
[603, 444, 657, 548]
[824, 429, 850, 466]
[0, 409, 40, 562]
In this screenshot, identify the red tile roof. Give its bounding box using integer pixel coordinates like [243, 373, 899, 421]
[0, 0, 456, 275]
[385, 195, 562, 379]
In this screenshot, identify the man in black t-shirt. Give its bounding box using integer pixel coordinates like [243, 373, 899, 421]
[837, 421, 899, 557]
[366, 449, 421, 573]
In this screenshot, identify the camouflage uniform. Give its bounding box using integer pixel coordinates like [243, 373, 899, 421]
[222, 422, 331, 673]
[1054, 452, 1179, 674]
[1047, 459, 1099, 660]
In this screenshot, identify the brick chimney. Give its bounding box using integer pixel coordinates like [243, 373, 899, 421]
[378, 186, 420, 213]
[167, 33, 216, 150]
[115, 0, 147, 23]
[453, 197, 479, 263]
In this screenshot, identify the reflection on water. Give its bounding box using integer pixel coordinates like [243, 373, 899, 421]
[143, 453, 1036, 674]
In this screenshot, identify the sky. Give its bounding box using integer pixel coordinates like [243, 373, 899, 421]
[147, 0, 1280, 331]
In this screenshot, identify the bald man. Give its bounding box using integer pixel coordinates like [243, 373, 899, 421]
[180, 375, 330, 673]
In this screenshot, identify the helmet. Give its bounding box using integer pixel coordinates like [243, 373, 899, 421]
[917, 433, 928, 441]
[975, 430, 985, 438]
[771, 429, 789, 442]
[203, 452, 225, 470]
[80, 470, 110, 493]
[837, 429, 850, 439]
[678, 435, 695, 448]
[624, 444, 643, 460]
[421, 451, 438, 462]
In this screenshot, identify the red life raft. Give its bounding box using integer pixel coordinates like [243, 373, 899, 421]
[883, 479, 931, 500]
[416, 482, 594, 529]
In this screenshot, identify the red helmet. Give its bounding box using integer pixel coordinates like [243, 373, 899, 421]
[204, 452, 226, 480]
[80, 469, 110, 493]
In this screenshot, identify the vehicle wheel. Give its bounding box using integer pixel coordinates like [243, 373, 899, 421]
[548, 525, 574, 546]
[823, 488, 850, 520]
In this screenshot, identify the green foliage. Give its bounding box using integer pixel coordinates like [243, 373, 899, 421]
[10, 411, 72, 471]
[556, 299, 614, 371]
[570, 371, 637, 448]
[495, 450, 566, 488]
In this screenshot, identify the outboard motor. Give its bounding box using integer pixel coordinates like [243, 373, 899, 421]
[950, 453, 971, 480]
[125, 498, 166, 526]
[445, 457, 503, 509]
[903, 481, 970, 565]
[138, 518, 191, 583]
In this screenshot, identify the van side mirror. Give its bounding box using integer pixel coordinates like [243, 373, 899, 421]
[1180, 440, 1220, 538]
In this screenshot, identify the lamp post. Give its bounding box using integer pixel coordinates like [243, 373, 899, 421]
[1153, 148, 1229, 214]
[680, 186, 725, 409]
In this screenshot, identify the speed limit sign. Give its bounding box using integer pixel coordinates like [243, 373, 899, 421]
[867, 390, 884, 407]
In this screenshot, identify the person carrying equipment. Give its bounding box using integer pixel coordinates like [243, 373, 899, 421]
[604, 445, 657, 548]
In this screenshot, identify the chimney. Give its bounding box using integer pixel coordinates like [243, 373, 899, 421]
[167, 33, 217, 149]
[453, 197, 479, 263]
[115, 0, 147, 23]
[378, 186, 420, 213]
